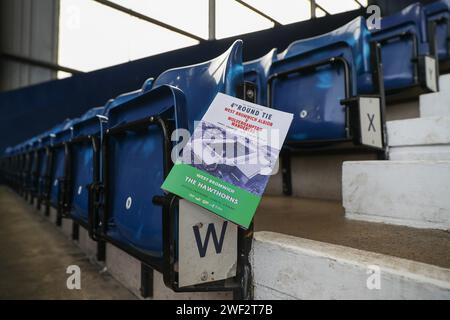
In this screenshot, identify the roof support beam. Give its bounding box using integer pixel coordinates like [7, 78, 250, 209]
[93, 0, 204, 42]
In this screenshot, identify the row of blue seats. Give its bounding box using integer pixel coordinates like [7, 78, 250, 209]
[1, 42, 243, 292]
[2, 1, 450, 293]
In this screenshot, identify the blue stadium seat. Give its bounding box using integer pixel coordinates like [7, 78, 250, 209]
[97, 41, 243, 269]
[9, 144, 24, 192]
[371, 2, 438, 93]
[31, 133, 52, 208]
[21, 137, 39, 200]
[244, 48, 278, 104]
[424, 0, 450, 62]
[252, 17, 384, 149]
[153, 40, 243, 133]
[47, 119, 77, 222]
[62, 107, 105, 229]
[0, 147, 13, 186]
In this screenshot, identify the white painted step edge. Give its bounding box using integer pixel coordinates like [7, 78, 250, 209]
[252, 232, 450, 300]
[439, 74, 450, 91]
[389, 145, 450, 161]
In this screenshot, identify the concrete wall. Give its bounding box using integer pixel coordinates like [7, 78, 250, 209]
[0, 0, 59, 91]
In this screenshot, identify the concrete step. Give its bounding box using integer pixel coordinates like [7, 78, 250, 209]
[252, 232, 450, 300]
[105, 244, 232, 300]
[387, 116, 450, 160]
[342, 161, 450, 230]
[254, 196, 450, 299]
[439, 74, 450, 92]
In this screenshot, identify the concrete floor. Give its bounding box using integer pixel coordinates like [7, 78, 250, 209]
[0, 186, 136, 299]
[255, 196, 450, 269]
[3, 184, 449, 299]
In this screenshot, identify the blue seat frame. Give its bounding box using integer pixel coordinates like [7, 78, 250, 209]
[11, 142, 26, 196]
[100, 86, 182, 261]
[244, 17, 386, 198]
[0, 148, 13, 186]
[20, 138, 39, 200]
[32, 134, 52, 210]
[424, 0, 450, 64]
[7, 144, 24, 193]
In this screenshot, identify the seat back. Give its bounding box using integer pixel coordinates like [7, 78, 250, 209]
[34, 135, 51, 199]
[67, 78, 155, 223]
[154, 40, 243, 132]
[68, 107, 105, 223]
[424, 0, 450, 61]
[48, 119, 76, 207]
[244, 49, 278, 105]
[103, 86, 188, 257]
[15, 143, 26, 185]
[0, 148, 12, 182]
